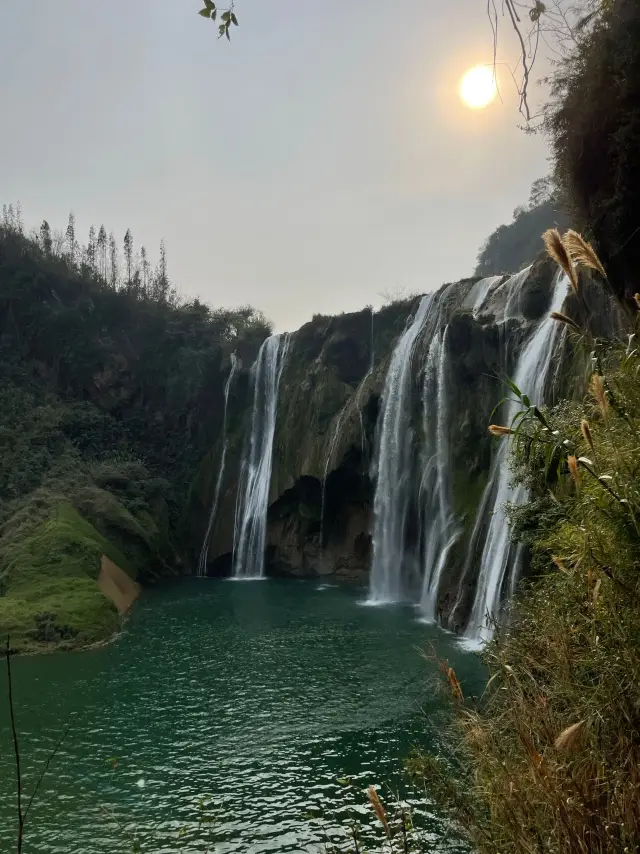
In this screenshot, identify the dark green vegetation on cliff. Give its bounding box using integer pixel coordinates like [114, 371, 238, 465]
[0, 219, 270, 650]
[547, 0, 640, 309]
[475, 193, 569, 278]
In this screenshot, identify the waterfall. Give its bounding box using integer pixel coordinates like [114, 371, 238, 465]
[419, 325, 459, 619]
[197, 353, 238, 577]
[368, 295, 434, 604]
[232, 334, 290, 580]
[504, 266, 533, 320]
[319, 399, 351, 548]
[320, 358, 376, 547]
[466, 275, 503, 316]
[464, 271, 569, 643]
[450, 266, 534, 620]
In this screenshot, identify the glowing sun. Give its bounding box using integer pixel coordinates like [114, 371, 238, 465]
[459, 65, 497, 109]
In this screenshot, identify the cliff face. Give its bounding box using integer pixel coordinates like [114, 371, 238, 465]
[193, 257, 570, 625]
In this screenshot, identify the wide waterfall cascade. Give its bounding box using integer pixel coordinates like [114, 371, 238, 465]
[232, 334, 291, 580]
[368, 295, 434, 604]
[419, 325, 460, 620]
[464, 271, 569, 643]
[197, 353, 238, 577]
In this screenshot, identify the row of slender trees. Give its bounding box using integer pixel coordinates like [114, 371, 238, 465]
[1, 203, 173, 303]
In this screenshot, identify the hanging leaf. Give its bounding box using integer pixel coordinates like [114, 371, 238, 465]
[198, 8, 212, 18]
[529, 2, 547, 23]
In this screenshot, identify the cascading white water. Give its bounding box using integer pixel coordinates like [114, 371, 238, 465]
[464, 271, 569, 643]
[419, 325, 459, 619]
[197, 353, 238, 577]
[466, 275, 503, 316]
[368, 295, 434, 604]
[450, 266, 535, 620]
[504, 266, 533, 320]
[232, 334, 290, 580]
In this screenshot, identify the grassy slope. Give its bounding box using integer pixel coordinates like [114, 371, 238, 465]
[0, 504, 137, 652]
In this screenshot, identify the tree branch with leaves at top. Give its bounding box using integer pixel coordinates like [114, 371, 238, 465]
[197, 0, 238, 40]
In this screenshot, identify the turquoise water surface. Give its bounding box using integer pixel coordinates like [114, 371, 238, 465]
[0, 579, 484, 853]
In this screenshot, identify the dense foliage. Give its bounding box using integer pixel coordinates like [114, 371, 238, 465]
[547, 0, 640, 308]
[0, 214, 271, 650]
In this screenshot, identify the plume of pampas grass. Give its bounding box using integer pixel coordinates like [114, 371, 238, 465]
[489, 424, 514, 437]
[552, 556, 570, 575]
[554, 720, 585, 752]
[593, 577, 602, 607]
[563, 230, 607, 278]
[447, 667, 464, 702]
[591, 374, 609, 416]
[367, 786, 390, 838]
[567, 455, 581, 488]
[581, 419, 595, 453]
[543, 229, 579, 292]
[551, 311, 581, 331]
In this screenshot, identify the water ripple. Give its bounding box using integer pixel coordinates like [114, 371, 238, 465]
[0, 580, 484, 853]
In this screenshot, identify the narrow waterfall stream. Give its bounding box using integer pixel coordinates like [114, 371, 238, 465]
[419, 325, 459, 620]
[464, 271, 569, 643]
[450, 267, 536, 621]
[232, 334, 290, 579]
[197, 353, 238, 577]
[368, 295, 434, 604]
[504, 265, 533, 320]
[466, 275, 503, 316]
[319, 398, 351, 547]
[320, 349, 376, 547]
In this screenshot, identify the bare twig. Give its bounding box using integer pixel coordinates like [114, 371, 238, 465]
[4, 635, 72, 853]
[6, 636, 24, 854]
[23, 720, 72, 824]
[505, 0, 532, 120]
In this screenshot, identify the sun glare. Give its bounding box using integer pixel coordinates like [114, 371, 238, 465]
[459, 65, 497, 110]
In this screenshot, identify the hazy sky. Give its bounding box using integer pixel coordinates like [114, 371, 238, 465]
[0, 1, 550, 331]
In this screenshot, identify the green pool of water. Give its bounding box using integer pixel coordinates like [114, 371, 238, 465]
[0, 579, 485, 853]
